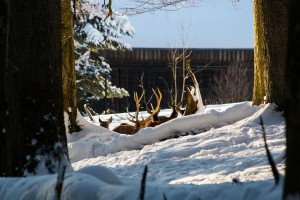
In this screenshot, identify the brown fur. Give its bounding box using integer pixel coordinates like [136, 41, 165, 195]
[112, 124, 137, 135]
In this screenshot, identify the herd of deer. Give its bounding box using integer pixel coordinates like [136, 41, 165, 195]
[86, 88, 183, 135]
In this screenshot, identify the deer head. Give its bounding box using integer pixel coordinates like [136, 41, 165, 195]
[148, 101, 182, 126]
[99, 116, 112, 129]
[167, 101, 183, 119]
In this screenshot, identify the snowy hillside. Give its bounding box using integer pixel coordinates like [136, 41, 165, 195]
[0, 102, 286, 200]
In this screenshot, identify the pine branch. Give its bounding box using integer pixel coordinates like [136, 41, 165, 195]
[259, 116, 280, 185]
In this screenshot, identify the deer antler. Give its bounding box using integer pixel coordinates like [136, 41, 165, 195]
[142, 88, 162, 127]
[128, 88, 162, 129]
[134, 90, 145, 121]
[127, 90, 145, 123]
[150, 88, 162, 116]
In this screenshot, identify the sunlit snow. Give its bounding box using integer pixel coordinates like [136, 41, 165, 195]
[0, 102, 286, 200]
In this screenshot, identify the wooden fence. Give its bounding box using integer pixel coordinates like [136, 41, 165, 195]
[85, 48, 254, 113]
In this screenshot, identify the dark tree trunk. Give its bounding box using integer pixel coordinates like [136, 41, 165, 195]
[252, 0, 288, 111]
[0, 0, 68, 176]
[0, 0, 9, 176]
[283, 0, 300, 198]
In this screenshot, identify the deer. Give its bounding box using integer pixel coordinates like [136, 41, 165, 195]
[112, 88, 162, 135]
[84, 104, 113, 129]
[147, 101, 182, 127]
[99, 116, 113, 129]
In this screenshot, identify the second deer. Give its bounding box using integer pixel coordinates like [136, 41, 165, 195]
[99, 116, 112, 129]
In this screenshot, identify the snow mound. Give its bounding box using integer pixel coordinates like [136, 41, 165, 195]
[76, 165, 123, 185]
[69, 102, 261, 162]
[72, 103, 285, 186]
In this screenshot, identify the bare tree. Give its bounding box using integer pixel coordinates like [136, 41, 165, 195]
[167, 48, 192, 105]
[211, 62, 253, 104]
[168, 49, 181, 105]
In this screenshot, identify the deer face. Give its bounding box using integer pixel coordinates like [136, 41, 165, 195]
[99, 116, 112, 129]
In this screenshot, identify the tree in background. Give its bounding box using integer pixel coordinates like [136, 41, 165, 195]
[75, 45, 129, 101]
[61, 0, 81, 133]
[0, 0, 69, 176]
[74, 0, 134, 109]
[252, 0, 288, 110]
[284, 0, 300, 198]
[211, 62, 253, 104]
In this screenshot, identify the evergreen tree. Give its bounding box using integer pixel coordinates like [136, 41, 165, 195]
[74, 0, 134, 105]
[75, 43, 129, 101]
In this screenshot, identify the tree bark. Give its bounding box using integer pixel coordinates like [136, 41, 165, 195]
[61, 0, 81, 133]
[0, 0, 68, 176]
[252, 0, 266, 106]
[252, 0, 288, 111]
[262, 0, 288, 110]
[283, 0, 300, 198]
[0, 0, 9, 176]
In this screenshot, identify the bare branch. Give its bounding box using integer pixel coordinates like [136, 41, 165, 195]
[260, 117, 280, 185]
[84, 104, 95, 122]
[138, 165, 148, 200]
[116, 0, 199, 15]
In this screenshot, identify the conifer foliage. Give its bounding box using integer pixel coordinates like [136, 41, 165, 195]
[74, 0, 134, 103]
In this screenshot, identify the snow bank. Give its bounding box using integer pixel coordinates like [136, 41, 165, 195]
[69, 102, 261, 162]
[72, 103, 285, 186]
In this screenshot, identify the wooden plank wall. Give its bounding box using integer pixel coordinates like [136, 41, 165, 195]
[98, 48, 254, 64]
[87, 48, 254, 113]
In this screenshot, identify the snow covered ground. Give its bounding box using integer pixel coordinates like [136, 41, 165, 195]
[0, 102, 286, 200]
